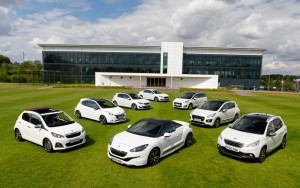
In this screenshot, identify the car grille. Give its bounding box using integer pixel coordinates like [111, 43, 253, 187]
[144, 103, 150, 106]
[174, 102, 182, 107]
[110, 147, 127, 157]
[192, 115, 205, 121]
[65, 131, 81, 138]
[66, 139, 83, 146]
[224, 139, 244, 148]
[164, 97, 169, 100]
[116, 114, 125, 120]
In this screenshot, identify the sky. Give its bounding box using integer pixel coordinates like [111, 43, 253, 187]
[0, 0, 300, 75]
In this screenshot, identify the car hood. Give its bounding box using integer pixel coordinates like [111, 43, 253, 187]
[133, 99, 150, 103]
[103, 106, 124, 115]
[174, 98, 190, 103]
[49, 122, 83, 135]
[191, 109, 217, 117]
[221, 127, 263, 144]
[111, 131, 154, 151]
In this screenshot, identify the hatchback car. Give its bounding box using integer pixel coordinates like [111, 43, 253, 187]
[173, 92, 207, 109]
[138, 89, 169, 102]
[217, 113, 287, 163]
[108, 118, 193, 166]
[75, 98, 126, 124]
[190, 100, 240, 128]
[112, 93, 150, 110]
[14, 107, 86, 152]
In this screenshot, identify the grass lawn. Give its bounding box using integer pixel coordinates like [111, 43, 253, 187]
[0, 83, 299, 187]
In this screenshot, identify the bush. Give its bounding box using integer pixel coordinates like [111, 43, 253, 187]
[0, 73, 11, 82]
[11, 75, 27, 83]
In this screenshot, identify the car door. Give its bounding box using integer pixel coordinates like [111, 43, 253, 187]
[273, 118, 285, 148]
[80, 100, 94, 119]
[219, 103, 230, 123]
[123, 94, 133, 108]
[117, 94, 126, 107]
[265, 121, 277, 152]
[193, 93, 206, 107]
[27, 113, 46, 145]
[159, 123, 183, 155]
[17, 112, 32, 141]
[143, 90, 151, 100]
[222, 102, 236, 122]
[86, 100, 101, 121]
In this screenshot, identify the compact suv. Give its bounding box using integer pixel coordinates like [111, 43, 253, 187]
[112, 93, 150, 110]
[75, 98, 126, 124]
[217, 113, 287, 163]
[190, 100, 240, 128]
[173, 92, 207, 109]
[14, 107, 86, 152]
[108, 118, 193, 166]
[138, 89, 169, 102]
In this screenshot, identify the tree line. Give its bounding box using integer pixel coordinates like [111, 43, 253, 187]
[0, 54, 42, 83]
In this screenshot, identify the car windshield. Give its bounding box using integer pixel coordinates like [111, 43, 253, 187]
[127, 119, 163, 137]
[230, 116, 267, 135]
[42, 112, 75, 127]
[96, 100, 116, 108]
[179, 93, 195, 99]
[128, 93, 142, 99]
[198, 101, 224, 111]
[153, 90, 162, 94]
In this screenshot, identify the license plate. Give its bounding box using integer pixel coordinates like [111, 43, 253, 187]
[111, 157, 123, 164]
[194, 118, 202, 122]
[225, 145, 238, 152]
[175, 103, 181, 106]
[69, 138, 80, 143]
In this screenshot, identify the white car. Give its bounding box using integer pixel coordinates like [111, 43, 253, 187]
[217, 113, 287, 163]
[75, 98, 126, 124]
[173, 92, 207, 109]
[108, 118, 193, 166]
[14, 107, 86, 152]
[112, 93, 150, 110]
[138, 89, 169, 102]
[190, 100, 240, 128]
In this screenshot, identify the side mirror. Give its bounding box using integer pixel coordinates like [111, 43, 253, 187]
[268, 132, 277, 137]
[127, 125, 132, 128]
[34, 124, 42, 128]
[222, 108, 227, 112]
[164, 132, 171, 137]
[228, 123, 232, 127]
[128, 98, 131, 100]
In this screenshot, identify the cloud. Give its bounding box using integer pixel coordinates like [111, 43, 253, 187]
[0, 0, 300, 74]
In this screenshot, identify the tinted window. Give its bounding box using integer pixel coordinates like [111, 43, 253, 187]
[97, 100, 116, 108]
[273, 118, 283, 131]
[179, 93, 195, 99]
[159, 123, 176, 136]
[82, 100, 89, 107]
[228, 102, 236, 109]
[198, 101, 224, 111]
[42, 112, 75, 127]
[230, 116, 267, 135]
[30, 114, 42, 125]
[22, 113, 30, 122]
[127, 119, 163, 137]
[117, 94, 124, 98]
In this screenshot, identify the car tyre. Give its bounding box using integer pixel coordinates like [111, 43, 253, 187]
[154, 97, 158, 102]
[213, 118, 221, 128]
[131, 103, 137, 110]
[113, 101, 118, 106]
[75, 110, 82, 119]
[43, 138, 53, 153]
[99, 115, 107, 125]
[258, 147, 266, 163]
[184, 132, 193, 147]
[188, 103, 193, 110]
[280, 135, 287, 149]
[15, 129, 23, 142]
[233, 114, 239, 122]
[147, 147, 160, 166]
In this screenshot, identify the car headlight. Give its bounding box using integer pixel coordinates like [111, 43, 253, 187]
[159, 96, 163, 98]
[130, 144, 149, 152]
[51, 132, 64, 138]
[218, 134, 222, 140]
[105, 111, 114, 116]
[82, 128, 85, 133]
[207, 113, 216, 118]
[183, 100, 189, 103]
[246, 140, 260, 147]
[138, 102, 143, 104]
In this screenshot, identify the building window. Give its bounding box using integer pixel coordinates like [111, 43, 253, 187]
[163, 52, 168, 74]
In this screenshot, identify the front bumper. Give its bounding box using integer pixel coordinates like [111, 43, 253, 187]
[217, 138, 261, 159]
[190, 117, 215, 126]
[52, 132, 86, 151]
[107, 146, 149, 166]
[107, 114, 126, 123]
[137, 104, 150, 109]
[173, 102, 189, 109]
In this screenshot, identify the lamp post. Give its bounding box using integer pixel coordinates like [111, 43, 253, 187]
[281, 75, 284, 92]
[268, 74, 271, 91]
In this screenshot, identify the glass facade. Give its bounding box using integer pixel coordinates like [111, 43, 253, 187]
[183, 54, 262, 87]
[42, 51, 160, 83]
[163, 52, 168, 74]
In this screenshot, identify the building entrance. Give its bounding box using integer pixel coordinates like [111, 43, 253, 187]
[147, 77, 166, 87]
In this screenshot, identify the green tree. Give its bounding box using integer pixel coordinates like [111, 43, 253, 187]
[0, 55, 11, 65]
